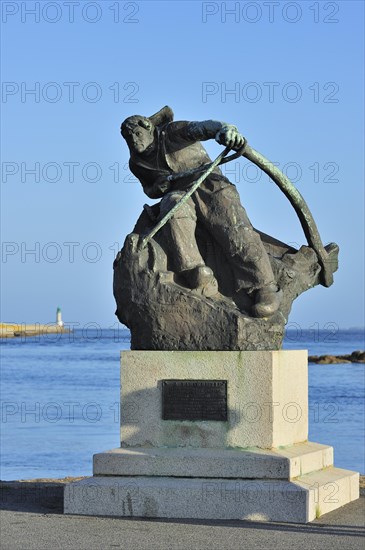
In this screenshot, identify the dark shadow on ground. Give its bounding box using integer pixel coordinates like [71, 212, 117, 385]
[0, 479, 86, 514]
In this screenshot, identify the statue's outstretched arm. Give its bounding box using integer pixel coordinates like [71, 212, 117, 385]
[184, 120, 245, 151]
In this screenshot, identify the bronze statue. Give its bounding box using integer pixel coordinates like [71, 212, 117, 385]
[114, 106, 338, 350]
[121, 106, 281, 317]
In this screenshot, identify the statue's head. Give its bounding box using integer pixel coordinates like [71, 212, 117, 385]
[121, 106, 174, 154]
[121, 115, 155, 154]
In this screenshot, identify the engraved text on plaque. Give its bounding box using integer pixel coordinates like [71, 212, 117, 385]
[162, 380, 227, 421]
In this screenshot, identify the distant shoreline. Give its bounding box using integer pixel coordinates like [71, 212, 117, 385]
[1, 322, 364, 364]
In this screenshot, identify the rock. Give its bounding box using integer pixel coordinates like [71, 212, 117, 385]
[351, 350, 365, 362]
[113, 209, 339, 351]
[317, 356, 351, 364]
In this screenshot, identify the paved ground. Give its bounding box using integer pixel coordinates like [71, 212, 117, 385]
[1, 480, 364, 550]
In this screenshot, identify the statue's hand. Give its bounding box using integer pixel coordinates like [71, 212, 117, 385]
[215, 125, 245, 151]
[153, 175, 171, 196]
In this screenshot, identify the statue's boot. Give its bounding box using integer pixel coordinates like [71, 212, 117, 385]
[251, 283, 282, 318]
[183, 265, 219, 298]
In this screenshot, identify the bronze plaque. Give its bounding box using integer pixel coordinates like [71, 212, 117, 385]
[162, 380, 227, 421]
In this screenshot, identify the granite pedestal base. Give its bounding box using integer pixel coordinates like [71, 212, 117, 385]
[64, 351, 359, 522]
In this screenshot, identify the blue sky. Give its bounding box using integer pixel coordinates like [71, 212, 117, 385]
[1, 0, 364, 330]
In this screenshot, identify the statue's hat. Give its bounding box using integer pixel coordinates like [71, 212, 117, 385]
[148, 105, 174, 127]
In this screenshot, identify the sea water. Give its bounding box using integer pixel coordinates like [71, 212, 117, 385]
[0, 328, 364, 480]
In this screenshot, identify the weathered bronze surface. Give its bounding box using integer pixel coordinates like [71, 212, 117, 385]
[162, 380, 227, 421]
[114, 106, 338, 350]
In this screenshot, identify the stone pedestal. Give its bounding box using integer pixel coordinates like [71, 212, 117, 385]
[64, 351, 359, 523]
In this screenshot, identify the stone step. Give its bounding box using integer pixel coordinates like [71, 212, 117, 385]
[93, 441, 333, 480]
[294, 467, 360, 519]
[64, 467, 359, 523]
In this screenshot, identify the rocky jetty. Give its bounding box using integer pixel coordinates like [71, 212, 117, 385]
[0, 323, 70, 338]
[308, 350, 365, 364]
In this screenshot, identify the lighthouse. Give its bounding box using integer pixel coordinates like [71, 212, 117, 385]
[56, 307, 64, 327]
